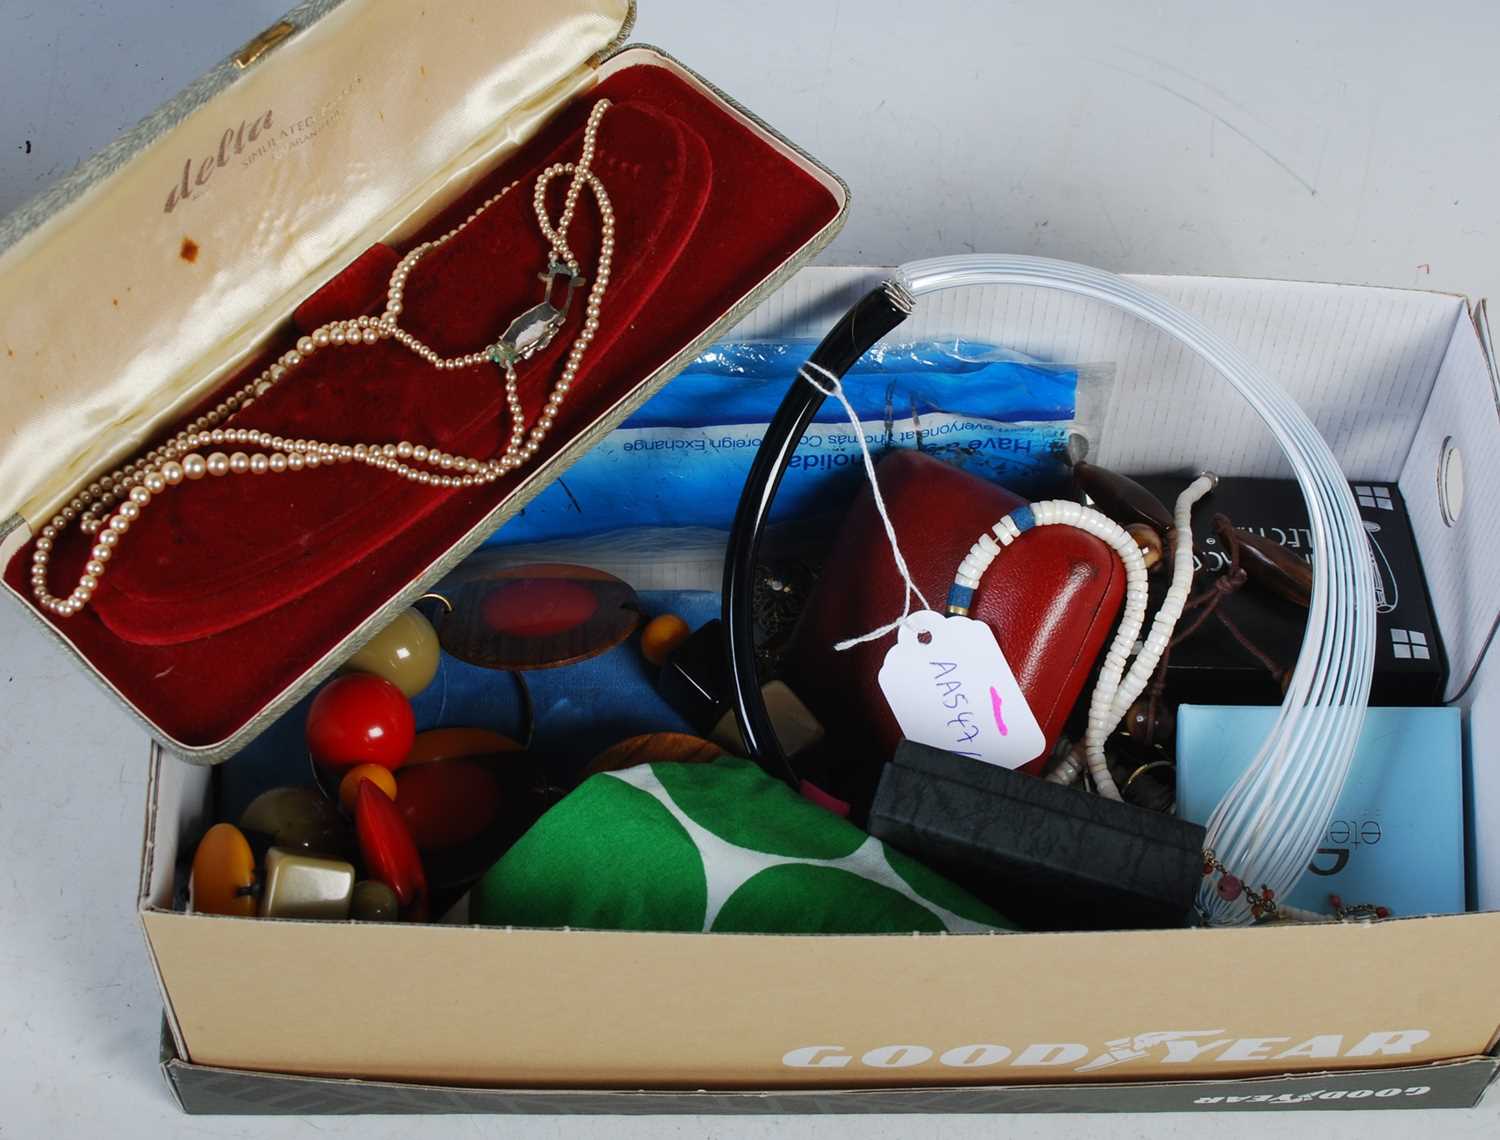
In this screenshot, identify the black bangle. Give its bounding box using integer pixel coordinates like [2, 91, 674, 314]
[720, 281, 914, 785]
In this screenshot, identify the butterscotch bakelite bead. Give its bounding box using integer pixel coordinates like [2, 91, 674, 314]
[189, 823, 257, 917]
[639, 613, 692, 666]
[339, 763, 397, 813]
[345, 608, 441, 697]
[1126, 523, 1164, 572]
[404, 726, 522, 766]
[350, 880, 400, 922]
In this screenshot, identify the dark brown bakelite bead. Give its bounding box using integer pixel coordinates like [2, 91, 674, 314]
[1233, 527, 1313, 607]
[1123, 697, 1174, 749]
[1074, 461, 1173, 537]
[584, 732, 722, 778]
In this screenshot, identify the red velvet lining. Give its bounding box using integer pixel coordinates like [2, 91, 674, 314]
[5, 62, 841, 747]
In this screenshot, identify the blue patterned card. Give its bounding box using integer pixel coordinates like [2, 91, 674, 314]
[1176, 705, 1464, 917]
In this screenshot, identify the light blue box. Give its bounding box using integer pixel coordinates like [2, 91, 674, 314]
[1176, 705, 1464, 917]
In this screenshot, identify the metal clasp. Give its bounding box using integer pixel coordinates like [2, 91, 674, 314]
[488, 261, 585, 372]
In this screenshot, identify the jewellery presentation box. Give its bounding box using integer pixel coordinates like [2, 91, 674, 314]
[0, 0, 846, 764]
[7, 1, 1500, 1123]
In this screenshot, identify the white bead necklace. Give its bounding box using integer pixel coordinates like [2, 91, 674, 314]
[949, 475, 1217, 799]
[32, 100, 615, 619]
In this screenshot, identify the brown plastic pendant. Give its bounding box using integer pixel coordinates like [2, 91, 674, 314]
[584, 733, 722, 779]
[1074, 461, 1173, 537]
[189, 823, 258, 917]
[432, 563, 641, 670]
[1233, 527, 1313, 607]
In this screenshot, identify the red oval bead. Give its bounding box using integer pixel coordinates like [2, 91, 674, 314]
[307, 674, 415, 770]
[355, 779, 428, 921]
[396, 760, 502, 850]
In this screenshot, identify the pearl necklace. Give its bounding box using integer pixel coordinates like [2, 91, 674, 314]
[31, 100, 615, 619]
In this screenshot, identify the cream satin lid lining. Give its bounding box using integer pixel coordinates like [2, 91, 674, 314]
[0, 0, 630, 530]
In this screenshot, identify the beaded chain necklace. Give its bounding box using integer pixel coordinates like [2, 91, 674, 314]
[31, 100, 614, 618]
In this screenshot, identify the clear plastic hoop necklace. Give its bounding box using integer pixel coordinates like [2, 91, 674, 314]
[31, 100, 614, 619]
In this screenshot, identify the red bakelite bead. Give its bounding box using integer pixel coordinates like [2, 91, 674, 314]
[355, 779, 428, 920]
[396, 760, 502, 850]
[307, 674, 415, 770]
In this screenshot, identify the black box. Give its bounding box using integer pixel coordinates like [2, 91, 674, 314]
[1138, 476, 1447, 706]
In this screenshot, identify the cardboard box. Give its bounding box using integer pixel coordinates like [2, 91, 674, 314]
[139, 265, 1500, 1111]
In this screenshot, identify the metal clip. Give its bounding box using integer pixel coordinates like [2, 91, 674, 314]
[488, 261, 585, 372]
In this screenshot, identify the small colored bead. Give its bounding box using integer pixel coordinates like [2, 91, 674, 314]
[639, 613, 692, 666]
[1216, 873, 1244, 902]
[189, 823, 257, 917]
[344, 608, 440, 697]
[350, 880, 400, 922]
[339, 763, 398, 813]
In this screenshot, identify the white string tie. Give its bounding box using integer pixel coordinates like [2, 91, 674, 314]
[799, 361, 931, 650]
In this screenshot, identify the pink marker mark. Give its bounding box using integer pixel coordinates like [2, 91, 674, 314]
[990, 685, 1009, 736]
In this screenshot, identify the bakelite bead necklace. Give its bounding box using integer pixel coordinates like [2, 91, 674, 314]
[31, 100, 615, 618]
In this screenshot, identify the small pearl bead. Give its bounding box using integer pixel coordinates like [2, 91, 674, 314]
[250, 454, 270, 475]
[80, 574, 98, 591]
[269, 453, 288, 473]
[130, 486, 152, 505]
[92, 544, 113, 561]
[228, 452, 250, 474]
[108, 515, 131, 534]
[144, 473, 167, 494]
[86, 560, 105, 577]
[207, 453, 230, 477]
[304, 452, 321, 469]
[297, 336, 315, 355]
[182, 455, 207, 480]
[119, 500, 142, 520]
[35, 537, 52, 553]
[313, 329, 331, 347]
[397, 442, 413, 459]
[287, 452, 305, 471]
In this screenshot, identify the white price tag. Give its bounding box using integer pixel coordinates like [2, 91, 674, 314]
[877, 610, 1045, 770]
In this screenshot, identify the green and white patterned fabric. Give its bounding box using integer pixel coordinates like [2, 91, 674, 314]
[472, 754, 1015, 934]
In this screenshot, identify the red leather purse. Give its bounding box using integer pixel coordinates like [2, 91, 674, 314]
[785, 449, 1125, 808]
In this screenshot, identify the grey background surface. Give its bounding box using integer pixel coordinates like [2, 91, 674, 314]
[1, 1, 1497, 1136]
